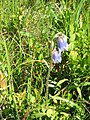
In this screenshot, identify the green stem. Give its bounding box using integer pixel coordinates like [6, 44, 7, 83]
[46, 40, 53, 106]
[4, 39, 11, 91]
[46, 65, 50, 106]
[4, 38, 20, 120]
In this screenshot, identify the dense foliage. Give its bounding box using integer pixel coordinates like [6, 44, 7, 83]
[0, 0, 90, 120]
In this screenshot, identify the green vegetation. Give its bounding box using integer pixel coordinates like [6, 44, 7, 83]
[0, 0, 90, 119]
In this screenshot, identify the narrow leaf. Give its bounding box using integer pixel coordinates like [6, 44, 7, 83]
[57, 79, 68, 87]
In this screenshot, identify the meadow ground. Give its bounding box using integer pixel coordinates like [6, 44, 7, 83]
[0, 0, 90, 120]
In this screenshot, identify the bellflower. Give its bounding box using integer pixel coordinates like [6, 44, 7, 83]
[52, 48, 62, 63]
[55, 32, 68, 52]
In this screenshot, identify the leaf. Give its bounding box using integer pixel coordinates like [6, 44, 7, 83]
[29, 39, 33, 48]
[69, 34, 75, 43]
[75, 0, 85, 25]
[47, 109, 56, 117]
[34, 88, 40, 98]
[20, 31, 31, 37]
[80, 82, 90, 86]
[70, 23, 74, 36]
[68, 42, 75, 51]
[69, 50, 78, 60]
[57, 79, 68, 87]
[68, 92, 72, 100]
[38, 53, 43, 60]
[50, 95, 79, 108]
[43, 60, 49, 68]
[77, 87, 82, 98]
[30, 94, 35, 103]
[31, 113, 46, 119]
[60, 112, 69, 117]
[53, 98, 58, 104]
[48, 84, 55, 88]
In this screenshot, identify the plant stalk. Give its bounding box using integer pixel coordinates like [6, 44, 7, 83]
[46, 40, 53, 106]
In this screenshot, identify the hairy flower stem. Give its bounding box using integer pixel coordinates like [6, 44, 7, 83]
[46, 41, 53, 107]
[46, 67, 50, 107]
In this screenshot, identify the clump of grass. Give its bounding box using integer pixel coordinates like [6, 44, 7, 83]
[0, 0, 90, 119]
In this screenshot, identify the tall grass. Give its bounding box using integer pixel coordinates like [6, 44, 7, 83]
[0, 0, 90, 119]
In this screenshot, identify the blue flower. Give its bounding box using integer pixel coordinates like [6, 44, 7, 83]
[55, 32, 68, 52]
[52, 48, 62, 63]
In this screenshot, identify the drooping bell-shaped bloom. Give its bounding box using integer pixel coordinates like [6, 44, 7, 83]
[52, 48, 62, 63]
[55, 32, 68, 52]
